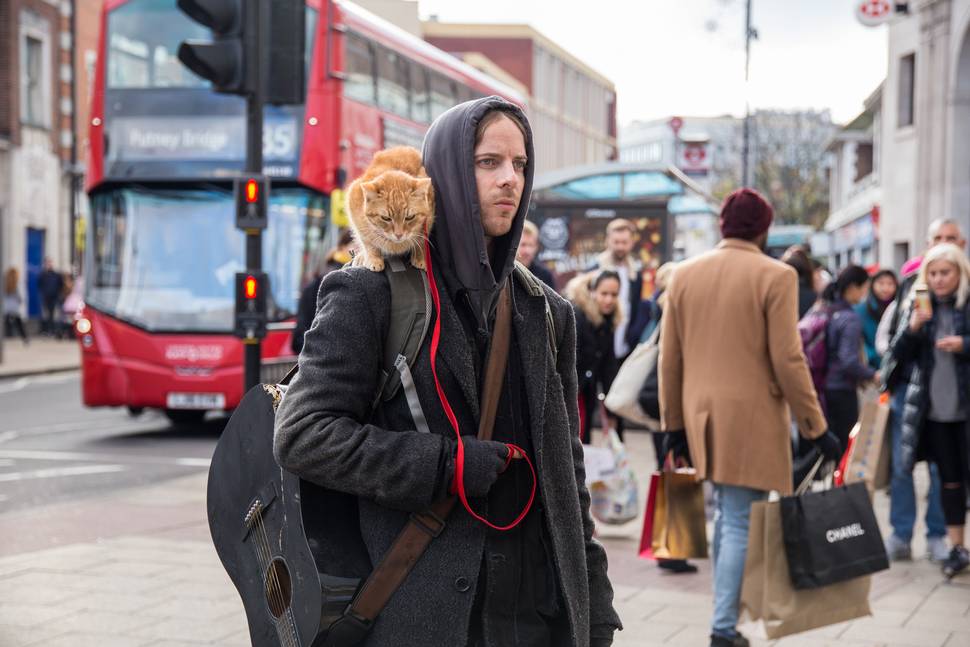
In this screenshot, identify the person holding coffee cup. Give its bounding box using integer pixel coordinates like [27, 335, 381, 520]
[889, 242, 970, 578]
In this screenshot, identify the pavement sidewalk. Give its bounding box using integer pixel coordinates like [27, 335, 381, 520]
[0, 432, 967, 646]
[0, 337, 80, 379]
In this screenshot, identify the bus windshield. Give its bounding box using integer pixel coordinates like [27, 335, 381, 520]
[87, 187, 326, 332]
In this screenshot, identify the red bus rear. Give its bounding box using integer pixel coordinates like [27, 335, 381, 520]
[79, 0, 525, 423]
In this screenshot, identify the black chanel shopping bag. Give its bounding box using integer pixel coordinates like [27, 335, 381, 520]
[780, 481, 888, 589]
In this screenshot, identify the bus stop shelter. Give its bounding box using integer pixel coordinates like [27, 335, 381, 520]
[529, 163, 719, 295]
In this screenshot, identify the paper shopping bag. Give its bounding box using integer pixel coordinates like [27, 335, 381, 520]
[780, 482, 889, 589]
[637, 472, 661, 559]
[844, 392, 891, 493]
[650, 470, 708, 559]
[741, 500, 872, 639]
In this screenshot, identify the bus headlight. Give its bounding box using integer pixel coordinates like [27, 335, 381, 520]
[76, 318, 92, 335]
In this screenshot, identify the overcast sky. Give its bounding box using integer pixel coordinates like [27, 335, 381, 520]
[417, 0, 889, 127]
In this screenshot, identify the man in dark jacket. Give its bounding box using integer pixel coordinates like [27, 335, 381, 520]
[37, 258, 63, 336]
[589, 219, 644, 357]
[516, 220, 556, 288]
[274, 97, 620, 647]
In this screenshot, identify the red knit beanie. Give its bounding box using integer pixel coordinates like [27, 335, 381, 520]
[719, 188, 774, 240]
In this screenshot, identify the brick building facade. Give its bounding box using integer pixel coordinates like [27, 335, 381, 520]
[0, 0, 100, 319]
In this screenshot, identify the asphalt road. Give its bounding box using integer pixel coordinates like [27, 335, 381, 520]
[0, 372, 223, 514]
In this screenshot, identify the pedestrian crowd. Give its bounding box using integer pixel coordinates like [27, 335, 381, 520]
[3, 258, 78, 344]
[281, 98, 968, 647]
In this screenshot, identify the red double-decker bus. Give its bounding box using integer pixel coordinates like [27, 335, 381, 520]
[78, 0, 525, 424]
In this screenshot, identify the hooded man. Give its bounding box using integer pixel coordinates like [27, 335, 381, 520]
[274, 96, 621, 647]
[659, 188, 841, 647]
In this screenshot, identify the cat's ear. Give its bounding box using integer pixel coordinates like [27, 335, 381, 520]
[361, 180, 381, 202]
[413, 177, 433, 199]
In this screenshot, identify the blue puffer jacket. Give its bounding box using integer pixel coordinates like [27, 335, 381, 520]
[826, 299, 876, 391]
[890, 295, 970, 472]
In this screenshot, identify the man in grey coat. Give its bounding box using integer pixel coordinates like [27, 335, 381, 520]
[274, 96, 621, 647]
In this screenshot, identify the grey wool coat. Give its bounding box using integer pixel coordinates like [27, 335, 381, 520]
[274, 96, 620, 647]
[273, 267, 621, 646]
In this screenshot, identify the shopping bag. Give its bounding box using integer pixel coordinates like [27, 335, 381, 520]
[842, 392, 891, 493]
[741, 499, 872, 639]
[637, 472, 661, 559]
[650, 469, 708, 559]
[586, 411, 639, 525]
[780, 481, 889, 589]
[604, 327, 660, 429]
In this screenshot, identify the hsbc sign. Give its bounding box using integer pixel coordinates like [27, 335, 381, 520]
[679, 141, 710, 175]
[855, 0, 893, 27]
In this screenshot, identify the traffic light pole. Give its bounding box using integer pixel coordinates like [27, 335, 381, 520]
[243, 0, 264, 393]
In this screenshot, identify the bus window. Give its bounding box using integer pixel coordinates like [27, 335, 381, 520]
[429, 73, 456, 120]
[344, 32, 376, 105]
[455, 84, 481, 105]
[107, 0, 209, 88]
[376, 48, 410, 119]
[411, 63, 431, 124]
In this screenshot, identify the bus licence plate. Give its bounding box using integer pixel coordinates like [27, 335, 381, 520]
[166, 393, 226, 410]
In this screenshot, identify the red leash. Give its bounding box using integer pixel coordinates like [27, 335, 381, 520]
[423, 236, 536, 531]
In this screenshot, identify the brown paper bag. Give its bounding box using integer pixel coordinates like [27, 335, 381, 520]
[844, 393, 891, 493]
[651, 470, 708, 559]
[740, 500, 871, 639]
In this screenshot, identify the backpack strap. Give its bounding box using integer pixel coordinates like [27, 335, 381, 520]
[375, 256, 432, 408]
[512, 261, 558, 362]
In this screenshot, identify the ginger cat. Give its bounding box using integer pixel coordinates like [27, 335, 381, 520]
[346, 146, 435, 272]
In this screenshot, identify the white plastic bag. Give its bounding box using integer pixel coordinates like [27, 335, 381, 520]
[585, 420, 639, 525]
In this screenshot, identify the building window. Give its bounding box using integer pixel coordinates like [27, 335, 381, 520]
[898, 53, 915, 128]
[854, 143, 874, 182]
[20, 10, 51, 128]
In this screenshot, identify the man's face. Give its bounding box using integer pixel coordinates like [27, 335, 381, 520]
[475, 115, 527, 240]
[930, 223, 965, 249]
[607, 230, 634, 261]
[517, 231, 539, 266]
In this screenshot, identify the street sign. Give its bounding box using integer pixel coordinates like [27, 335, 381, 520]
[668, 116, 684, 136]
[855, 0, 893, 27]
[679, 141, 711, 175]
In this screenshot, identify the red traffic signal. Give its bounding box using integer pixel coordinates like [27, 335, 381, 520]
[235, 176, 268, 230]
[245, 179, 259, 203]
[244, 274, 257, 299]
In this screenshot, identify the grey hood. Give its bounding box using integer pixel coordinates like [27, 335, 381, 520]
[421, 96, 535, 334]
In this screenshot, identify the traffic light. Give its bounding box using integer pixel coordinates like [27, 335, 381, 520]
[235, 175, 268, 230]
[176, 0, 251, 95]
[234, 272, 268, 340]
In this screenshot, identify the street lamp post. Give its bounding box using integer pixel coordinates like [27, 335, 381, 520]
[741, 0, 755, 188]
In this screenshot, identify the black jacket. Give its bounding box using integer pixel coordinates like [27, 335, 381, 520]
[797, 278, 815, 319]
[889, 295, 970, 472]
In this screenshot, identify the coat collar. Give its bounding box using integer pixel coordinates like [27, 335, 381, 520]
[435, 281, 481, 422]
[595, 249, 639, 274]
[716, 238, 764, 254]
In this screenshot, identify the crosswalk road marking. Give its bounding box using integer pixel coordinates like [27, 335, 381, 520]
[0, 464, 126, 482]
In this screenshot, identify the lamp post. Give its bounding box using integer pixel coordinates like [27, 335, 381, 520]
[741, 0, 755, 188]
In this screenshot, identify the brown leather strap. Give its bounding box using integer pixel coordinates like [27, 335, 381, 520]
[344, 280, 513, 625]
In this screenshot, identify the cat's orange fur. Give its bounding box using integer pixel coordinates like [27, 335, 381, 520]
[346, 147, 434, 272]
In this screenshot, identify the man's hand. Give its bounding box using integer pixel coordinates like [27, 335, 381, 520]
[460, 438, 513, 497]
[909, 306, 932, 332]
[661, 430, 691, 468]
[812, 430, 842, 463]
[936, 335, 964, 353]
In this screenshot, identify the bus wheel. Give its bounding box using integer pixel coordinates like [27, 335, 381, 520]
[127, 406, 144, 417]
[165, 409, 206, 427]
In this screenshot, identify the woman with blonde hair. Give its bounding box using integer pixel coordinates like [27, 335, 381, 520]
[3, 267, 28, 343]
[889, 243, 970, 578]
[565, 269, 624, 444]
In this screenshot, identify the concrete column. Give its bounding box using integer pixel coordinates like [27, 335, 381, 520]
[915, 0, 953, 242]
